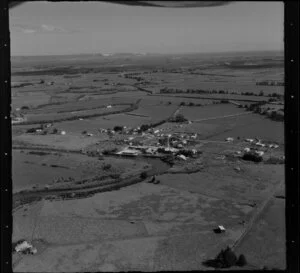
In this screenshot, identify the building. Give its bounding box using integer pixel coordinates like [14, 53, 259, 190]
[116, 148, 140, 156]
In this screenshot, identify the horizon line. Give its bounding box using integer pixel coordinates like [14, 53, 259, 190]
[11, 49, 284, 58]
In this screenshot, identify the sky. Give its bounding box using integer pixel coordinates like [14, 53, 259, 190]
[9, 1, 284, 56]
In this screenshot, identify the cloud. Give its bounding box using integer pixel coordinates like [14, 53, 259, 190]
[11, 23, 80, 34]
[22, 29, 36, 34]
[41, 24, 67, 33]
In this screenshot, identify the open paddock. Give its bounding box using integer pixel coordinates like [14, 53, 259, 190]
[179, 104, 246, 120]
[12, 92, 51, 109]
[27, 97, 129, 114]
[13, 133, 101, 150]
[56, 113, 151, 133]
[158, 163, 284, 204]
[139, 95, 214, 107]
[234, 197, 285, 269]
[130, 104, 178, 122]
[202, 114, 284, 143]
[13, 150, 148, 193]
[24, 105, 129, 123]
[159, 93, 270, 102]
[156, 113, 283, 143]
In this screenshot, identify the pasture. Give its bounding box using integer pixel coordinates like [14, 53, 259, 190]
[24, 105, 128, 123]
[56, 113, 151, 133]
[13, 150, 149, 193]
[179, 104, 246, 120]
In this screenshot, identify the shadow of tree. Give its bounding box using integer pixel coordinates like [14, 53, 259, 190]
[202, 258, 225, 269]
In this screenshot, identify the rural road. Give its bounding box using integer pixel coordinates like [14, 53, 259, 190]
[192, 111, 252, 122]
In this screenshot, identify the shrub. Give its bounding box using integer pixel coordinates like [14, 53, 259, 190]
[242, 152, 263, 162]
[82, 130, 87, 135]
[222, 247, 238, 268]
[161, 155, 175, 165]
[169, 114, 187, 123]
[102, 164, 112, 170]
[26, 128, 37, 133]
[140, 171, 148, 179]
[102, 148, 118, 155]
[236, 254, 247, 267]
[110, 173, 121, 179]
[140, 124, 150, 132]
[113, 126, 123, 132]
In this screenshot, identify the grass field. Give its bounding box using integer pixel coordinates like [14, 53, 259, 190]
[234, 197, 286, 269]
[130, 104, 178, 122]
[179, 104, 246, 120]
[13, 150, 149, 193]
[56, 113, 151, 133]
[24, 105, 128, 123]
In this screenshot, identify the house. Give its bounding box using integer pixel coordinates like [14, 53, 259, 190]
[225, 137, 234, 142]
[177, 154, 187, 161]
[255, 151, 264, 157]
[15, 241, 37, 254]
[214, 225, 226, 233]
[61, 131, 66, 135]
[106, 105, 112, 109]
[244, 147, 251, 152]
[116, 148, 140, 156]
[45, 123, 52, 128]
[245, 138, 254, 143]
[255, 142, 265, 147]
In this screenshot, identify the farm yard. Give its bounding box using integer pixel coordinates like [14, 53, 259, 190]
[11, 51, 285, 271]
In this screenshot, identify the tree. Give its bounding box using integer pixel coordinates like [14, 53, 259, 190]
[222, 247, 238, 267]
[259, 90, 264, 96]
[140, 124, 149, 132]
[52, 128, 58, 134]
[236, 254, 247, 267]
[102, 164, 112, 170]
[140, 171, 148, 179]
[170, 114, 187, 123]
[113, 125, 123, 132]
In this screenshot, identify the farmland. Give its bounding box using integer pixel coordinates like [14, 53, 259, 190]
[11, 51, 285, 271]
